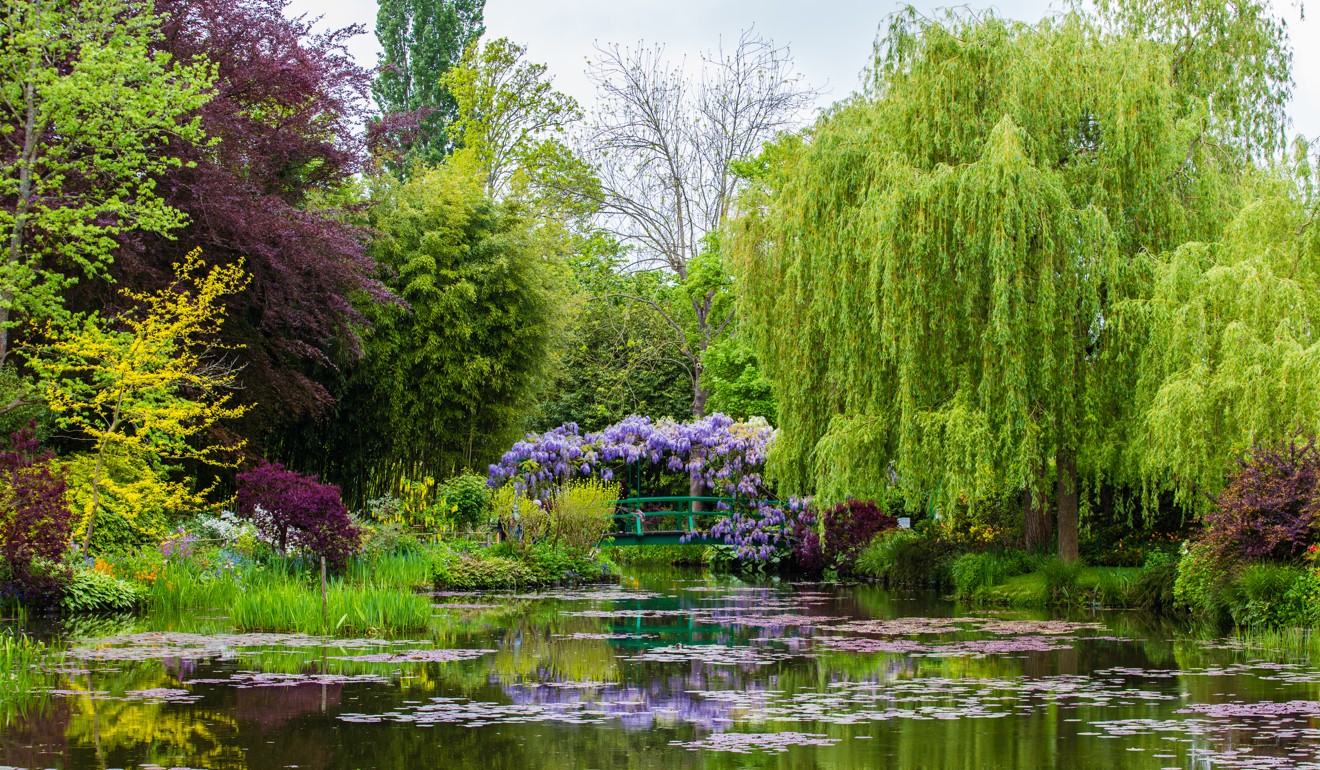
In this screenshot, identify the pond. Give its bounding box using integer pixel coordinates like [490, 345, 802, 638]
[3, 568, 1319, 769]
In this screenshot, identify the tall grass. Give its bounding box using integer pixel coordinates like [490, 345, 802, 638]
[1233, 626, 1320, 659]
[144, 560, 245, 614]
[232, 582, 433, 635]
[344, 552, 434, 591]
[1041, 557, 1083, 602]
[0, 629, 57, 718]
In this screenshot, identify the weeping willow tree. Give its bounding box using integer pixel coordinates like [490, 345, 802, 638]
[731, 2, 1291, 558]
[1100, 152, 1320, 511]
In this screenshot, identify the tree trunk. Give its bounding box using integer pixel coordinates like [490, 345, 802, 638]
[1024, 485, 1052, 553]
[1056, 448, 1079, 562]
[82, 443, 107, 553]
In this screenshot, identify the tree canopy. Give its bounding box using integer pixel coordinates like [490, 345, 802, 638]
[730, 2, 1295, 558]
[373, 0, 485, 166]
[281, 161, 566, 504]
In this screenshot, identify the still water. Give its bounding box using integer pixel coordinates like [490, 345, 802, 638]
[3, 569, 1319, 769]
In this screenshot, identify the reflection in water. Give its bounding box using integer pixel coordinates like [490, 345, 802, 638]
[2, 570, 1320, 768]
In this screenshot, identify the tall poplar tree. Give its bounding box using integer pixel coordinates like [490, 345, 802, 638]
[731, 3, 1291, 559]
[373, 0, 485, 165]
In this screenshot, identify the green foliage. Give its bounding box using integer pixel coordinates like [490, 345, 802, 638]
[26, 251, 251, 552]
[440, 37, 583, 199]
[950, 550, 1036, 599]
[700, 334, 776, 422]
[432, 542, 615, 589]
[494, 485, 552, 555]
[1174, 542, 1232, 622]
[1281, 569, 1320, 628]
[306, 163, 567, 503]
[1129, 560, 1180, 612]
[0, 629, 53, 716]
[0, 0, 214, 354]
[606, 544, 710, 566]
[1112, 171, 1320, 510]
[61, 567, 141, 613]
[855, 527, 957, 588]
[438, 473, 492, 530]
[1040, 557, 1083, 603]
[1093, 570, 1134, 607]
[356, 516, 426, 558]
[1227, 563, 1307, 628]
[549, 479, 617, 557]
[373, 0, 484, 165]
[60, 449, 185, 552]
[729, 3, 1293, 552]
[232, 582, 432, 635]
[344, 551, 436, 591]
[530, 245, 693, 432]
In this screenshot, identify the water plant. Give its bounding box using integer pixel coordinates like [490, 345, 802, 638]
[232, 582, 433, 634]
[0, 629, 49, 712]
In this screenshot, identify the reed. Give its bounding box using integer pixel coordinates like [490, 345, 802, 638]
[1232, 626, 1320, 659]
[0, 629, 57, 719]
[144, 560, 246, 615]
[344, 551, 435, 591]
[232, 582, 433, 635]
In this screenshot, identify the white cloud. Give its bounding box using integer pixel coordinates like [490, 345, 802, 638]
[289, 0, 1320, 142]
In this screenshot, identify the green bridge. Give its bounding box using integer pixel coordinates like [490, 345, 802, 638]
[606, 496, 753, 546]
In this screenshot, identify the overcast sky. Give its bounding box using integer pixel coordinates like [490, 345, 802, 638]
[289, 0, 1320, 143]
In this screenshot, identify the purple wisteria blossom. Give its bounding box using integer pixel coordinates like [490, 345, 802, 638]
[488, 415, 811, 560]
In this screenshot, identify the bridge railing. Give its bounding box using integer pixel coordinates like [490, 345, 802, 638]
[608, 496, 781, 543]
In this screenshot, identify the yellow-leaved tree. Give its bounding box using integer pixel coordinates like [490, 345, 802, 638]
[25, 249, 251, 551]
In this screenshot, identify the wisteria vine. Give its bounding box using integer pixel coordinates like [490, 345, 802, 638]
[488, 414, 809, 560]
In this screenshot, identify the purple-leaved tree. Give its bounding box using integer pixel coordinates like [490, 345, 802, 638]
[236, 461, 361, 570]
[0, 423, 73, 602]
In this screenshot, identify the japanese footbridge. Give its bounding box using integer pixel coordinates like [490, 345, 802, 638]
[605, 496, 775, 547]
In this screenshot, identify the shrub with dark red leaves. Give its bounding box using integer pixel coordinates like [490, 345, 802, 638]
[0, 424, 74, 603]
[821, 499, 899, 574]
[792, 521, 826, 573]
[236, 461, 361, 570]
[1199, 434, 1320, 566]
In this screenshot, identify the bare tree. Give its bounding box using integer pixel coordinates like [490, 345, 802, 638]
[586, 29, 815, 418]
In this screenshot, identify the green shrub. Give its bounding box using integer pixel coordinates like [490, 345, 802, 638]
[950, 550, 1035, 598]
[438, 473, 492, 530]
[1228, 563, 1305, 628]
[432, 543, 617, 590]
[357, 518, 425, 557]
[1281, 569, 1320, 628]
[1174, 542, 1231, 623]
[434, 551, 531, 589]
[494, 486, 552, 554]
[1093, 570, 1132, 607]
[1130, 561, 1179, 612]
[61, 568, 142, 613]
[550, 480, 617, 556]
[1040, 557, 1082, 602]
[608, 544, 709, 566]
[856, 526, 957, 588]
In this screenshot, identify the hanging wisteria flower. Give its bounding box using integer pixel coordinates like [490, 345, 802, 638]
[488, 415, 807, 560]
